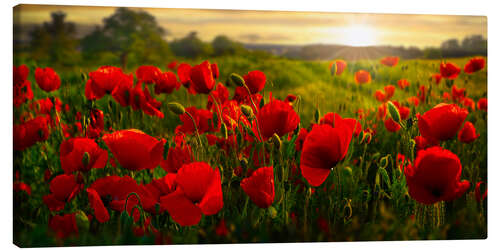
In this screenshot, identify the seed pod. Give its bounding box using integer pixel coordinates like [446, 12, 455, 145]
[167, 102, 186, 115]
[240, 104, 254, 119]
[387, 101, 401, 123]
[230, 73, 245, 87]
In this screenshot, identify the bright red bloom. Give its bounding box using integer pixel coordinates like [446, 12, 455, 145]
[295, 128, 309, 151]
[418, 103, 468, 142]
[136, 65, 162, 84]
[319, 113, 362, 137]
[102, 129, 164, 171]
[241, 166, 275, 208]
[176, 106, 217, 135]
[13, 181, 31, 195]
[189, 61, 216, 94]
[43, 174, 82, 211]
[13, 116, 50, 151]
[167, 61, 178, 70]
[60, 137, 108, 174]
[31, 98, 54, 115]
[417, 85, 426, 103]
[243, 70, 266, 94]
[414, 135, 438, 151]
[87, 188, 110, 223]
[256, 99, 299, 140]
[458, 121, 479, 143]
[374, 90, 386, 102]
[384, 118, 401, 132]
[374, 85, 395, 102]
[207, 83, 229, 110]
[392, 101, 410, 120]
[129, 83, 164, 119]
[442, 92, 451, 102]
[35, 67, 61, 92]
[211, 63, 219, 79]
[440, 62, 461, 79]
[86, 108, 105, 138]
[354, 70, 371, 84]
[377, 103, 387, 120]
[477, 98, 487, 111]
[161, 144, 193, 173]
[284, 94, 297, 103]
[397, 79, 410, 89]
[49, 213, 78, 239]
[331, 60, 347, 75]
[462, 97, 475, 111]
[404, 146, 470, 205]
[464, 57, 485, 74]
[154, 72, 181, 95]
[452, 85, 466, 102]
[160, 162, 223, 226]
[432, 74, 442, 85]
[85, 66, 133, 100]
[407, 96, 420, 107]
[300, 123, 352, 186]
[380, 56, 399, 67]
[14, 65, 29, 85]
[475, 181, 487, 203]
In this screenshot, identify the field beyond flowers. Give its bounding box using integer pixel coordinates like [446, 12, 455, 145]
[13, 55, 487, 246]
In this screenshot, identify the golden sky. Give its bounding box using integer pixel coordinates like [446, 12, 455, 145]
[14, 4, 487, 48]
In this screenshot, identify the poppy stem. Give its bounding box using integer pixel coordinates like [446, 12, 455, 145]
[185, 111, 203, 150]
[241, 83, 264, 142]
[209, 92, 225, 128]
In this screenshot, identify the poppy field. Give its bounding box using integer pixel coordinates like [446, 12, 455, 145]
[13, 55, 487, 246]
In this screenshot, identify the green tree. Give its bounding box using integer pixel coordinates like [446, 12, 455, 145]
[170, 32, 213, 58]
[80, 7, 171, 68]
[29, 11, 80, 66]
[211, 35, 244, 56]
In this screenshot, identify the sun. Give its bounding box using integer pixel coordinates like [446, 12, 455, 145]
[339, 24, 378, 47]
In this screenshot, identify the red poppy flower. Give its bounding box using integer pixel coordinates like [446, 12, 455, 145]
[243, 70, 266, 94]
[392, 101, 410, 120]
[161, 144, 193, 173]
[354, 70, 371, 84]
[85, 66, 133, 100]
[384, 118, 401, 132]
[14, 65, 29, 85]
[440, 62, 461, 79]
[330, 60, 347, 75]
[397, 153, 408, 171]
[414, 135, 438, 151]
[452, 85, 466, 102]
[189, 61, 216, 94]
[284, 94, 297, 103]
[86, 108, 105, 138]
[407, 96, 420, 107]
[207, 83, 229, 110]
[477, 98, 487, 111]
[300, 123, 352, 186]
[176, 106, 217, 135]
[377, 103, 387, 120]
[380, 56, 399, 67]
[13, 115, 50, 151]
[256, 99, 299, 140]
[319, 112, 362, 137]
[432, 74, 442, 85]
[43, 174, 82, 211]
[142, 174, 178, 214]
[418, 103, 468, 142]
[417, 85, 426, 103]
[475, 181, 487, 203]
[464, 57, 485, 74]
[442, 92, 451, 102]
[35, 67, 61, 92]
[102, 129, 164, 171]
[404, 146, 470, 205]
[31, 98, 54, 115]
[241, 166, 275, 208]
[129, 83, 164, 118]
[49, 213, 78, 239]
[13, 181, 31, 195]
[160, 162, 223, 226]
[60, 137, 108, 174]
[374, 90, 386, 102]
[458, 121, 479, 144]
[136, 65, 162, 84]
[87, 188, 110, 223]
[397, 79, 410, 89]
[211, 63, 219, 79]
[154, 72, 181, 95]
[462, 97, 475, 111]
[167, 61, 178, 70]
[295, 128, 309, 151]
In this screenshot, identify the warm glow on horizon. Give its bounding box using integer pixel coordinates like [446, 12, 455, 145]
[338, 24, 378, 47]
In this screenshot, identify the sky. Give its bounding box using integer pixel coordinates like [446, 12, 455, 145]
[13, 4, 487, 48]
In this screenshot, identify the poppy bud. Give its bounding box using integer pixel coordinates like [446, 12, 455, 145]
[268, 206, 278, 218]
[75, 210, 90, 232]
[342, 166, 352, 177]
[270, 133, 282, 150]
[387, 101, 401, 124]
[82, 152, 90, 167]
[167, 102, 186, 115]
[230, 73, 245, 87]
[240, 104, 254, 119]
[379, 156, 389, 168]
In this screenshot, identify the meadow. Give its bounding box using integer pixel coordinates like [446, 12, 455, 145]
[13, 55, 487, 246]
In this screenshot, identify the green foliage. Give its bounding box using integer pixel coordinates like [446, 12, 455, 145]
[170, 31, 213, 59]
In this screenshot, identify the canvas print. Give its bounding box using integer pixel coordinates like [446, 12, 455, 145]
[13, 4, 487, 247]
